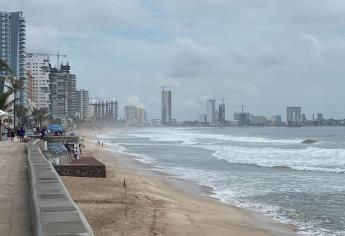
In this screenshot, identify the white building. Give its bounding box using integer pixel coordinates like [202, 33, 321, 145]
[26, 53, 50, 109]
[206, 99, 216, 123]
[124, 105, 138, 123]
[77, 89, 89, 120]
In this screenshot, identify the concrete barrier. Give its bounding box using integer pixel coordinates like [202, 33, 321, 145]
[27, 140, 95, 236]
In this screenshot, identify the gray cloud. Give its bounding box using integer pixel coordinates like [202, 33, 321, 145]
[3, 0, 345, 120]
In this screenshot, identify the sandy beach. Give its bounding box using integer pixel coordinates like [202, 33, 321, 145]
[61, 130, 296, 236]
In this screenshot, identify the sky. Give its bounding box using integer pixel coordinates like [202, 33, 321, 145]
[3, 0, 345, 120]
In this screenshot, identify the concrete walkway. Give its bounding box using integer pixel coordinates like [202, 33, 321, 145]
[0, 140, 32, 236]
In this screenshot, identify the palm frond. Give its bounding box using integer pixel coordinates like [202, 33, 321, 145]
[0, 59, 12, 74]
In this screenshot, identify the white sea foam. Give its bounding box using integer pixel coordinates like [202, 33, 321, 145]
[200, 145, 345, 173]
[125, 128, 303, 145]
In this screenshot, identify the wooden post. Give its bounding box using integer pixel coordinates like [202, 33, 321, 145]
[123, 179, 128, 220]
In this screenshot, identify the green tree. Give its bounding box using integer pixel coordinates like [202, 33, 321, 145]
[6, 77, 24, 127]
[32, 108, 49, 128]
[0, 60, 13, 140]
[15, 104, 28, 126]
[0, 59, 12, 74]
[0, 91, 13, 140]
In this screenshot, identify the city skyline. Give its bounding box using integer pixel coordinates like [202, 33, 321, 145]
[2, 2, 345, 120]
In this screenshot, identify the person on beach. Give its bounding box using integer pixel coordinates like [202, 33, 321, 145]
[102, 142, 103, 147]
[73, 147, 78, 160]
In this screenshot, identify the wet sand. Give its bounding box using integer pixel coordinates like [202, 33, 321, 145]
[61, 130, 297, 236]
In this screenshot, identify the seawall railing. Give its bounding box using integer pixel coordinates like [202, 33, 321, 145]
[26, 139, 94, 236]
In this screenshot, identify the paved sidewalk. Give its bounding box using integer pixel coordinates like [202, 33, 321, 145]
[0, 140, 32, 236]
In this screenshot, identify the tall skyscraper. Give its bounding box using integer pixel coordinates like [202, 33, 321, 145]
[49, 63, 78, 123]
[0, 11, 26, 105]
[218, 103, 225, 123]
[206, 99, 216, 123]
[161, 89, 172, 124]
[286, 107, 302, 126]
[26, 53, 50, 109]
[77, 89, 89, 120]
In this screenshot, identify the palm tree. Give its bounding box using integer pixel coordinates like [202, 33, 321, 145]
[0, 91, 13, 140]
[32, 108, 49, 128]
[6, 77, 24, 127]
[15, 104, 28, 126]
[0, 59, 12, 74]
[0, 60, 13, 140]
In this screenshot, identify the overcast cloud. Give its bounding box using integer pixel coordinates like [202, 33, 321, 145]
[2, 0, 345, 120]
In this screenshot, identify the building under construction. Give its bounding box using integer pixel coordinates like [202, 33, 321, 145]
[92, 100, 118, 121]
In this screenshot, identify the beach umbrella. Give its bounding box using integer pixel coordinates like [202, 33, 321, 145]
[47, 124, 64, 132]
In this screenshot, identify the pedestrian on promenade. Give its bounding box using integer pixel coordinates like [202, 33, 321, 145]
[6, 128, 11, 140]
[10, 129, 15, 142]
[19, 127, 25, 142]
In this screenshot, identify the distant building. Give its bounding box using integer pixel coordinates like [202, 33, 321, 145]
[0, 11, 27, 106]
[92, 100, 118, 121]
[302, 113, 307, 124]
[218, 103, 225, 123]
[26, 53, 50, 109]
[286, 107, 302, 126]
[161, 89, 172, 124]
[317, 113, 324, 121]
[124, 106, 147, 124]
[250, 115, 267, 126]
[206, 99, 216, 123]
[49, 63, 78, 123]
[198, 114, 207, 123]
[124, 105, 138, 123]
[77, 89, 89, 120]
[271, 115, 282, 126]
[234, 112, 250, 125]
[138, 107, 147, 123]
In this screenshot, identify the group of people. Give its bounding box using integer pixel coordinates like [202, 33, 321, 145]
[65, 142, 85, 161]
[6, 127, 26, 142]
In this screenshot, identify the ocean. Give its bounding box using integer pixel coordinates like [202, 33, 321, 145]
[96, 127, 345, 236]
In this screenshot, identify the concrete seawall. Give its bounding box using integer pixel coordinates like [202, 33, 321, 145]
[26, 139, 95, 236]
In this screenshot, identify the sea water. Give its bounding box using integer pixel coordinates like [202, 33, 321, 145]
[97, 127, 345, 236]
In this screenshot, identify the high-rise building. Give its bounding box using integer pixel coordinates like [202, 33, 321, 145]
[49, 63, 78, 123]
[206, 99, 216, 123]
[0, 11, 26, 105]
[92, 100, 118, 121]
[138, 107, 147, 123]
[26, 53, 50, 109]
[77, 89, 89, 120]
[161, 89, 172, 124]
[124, 105, 138, 123]
[317, 113, 324, 121]
[286, 107, 302, 126]
[218, 103, 225, 123]
[271, 115, 282, 126]
[234, 112, 251, 125]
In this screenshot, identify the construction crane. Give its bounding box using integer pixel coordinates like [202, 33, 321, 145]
[27, 52, 67, 67]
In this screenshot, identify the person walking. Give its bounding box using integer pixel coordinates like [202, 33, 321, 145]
[6, 128, 11, 140]
[10, 129, 15, 142]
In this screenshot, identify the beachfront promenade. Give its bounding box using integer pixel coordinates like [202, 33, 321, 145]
[0, 141, 32, 235]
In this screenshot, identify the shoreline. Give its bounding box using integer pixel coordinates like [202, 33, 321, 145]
[61, 129, 297, 236]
